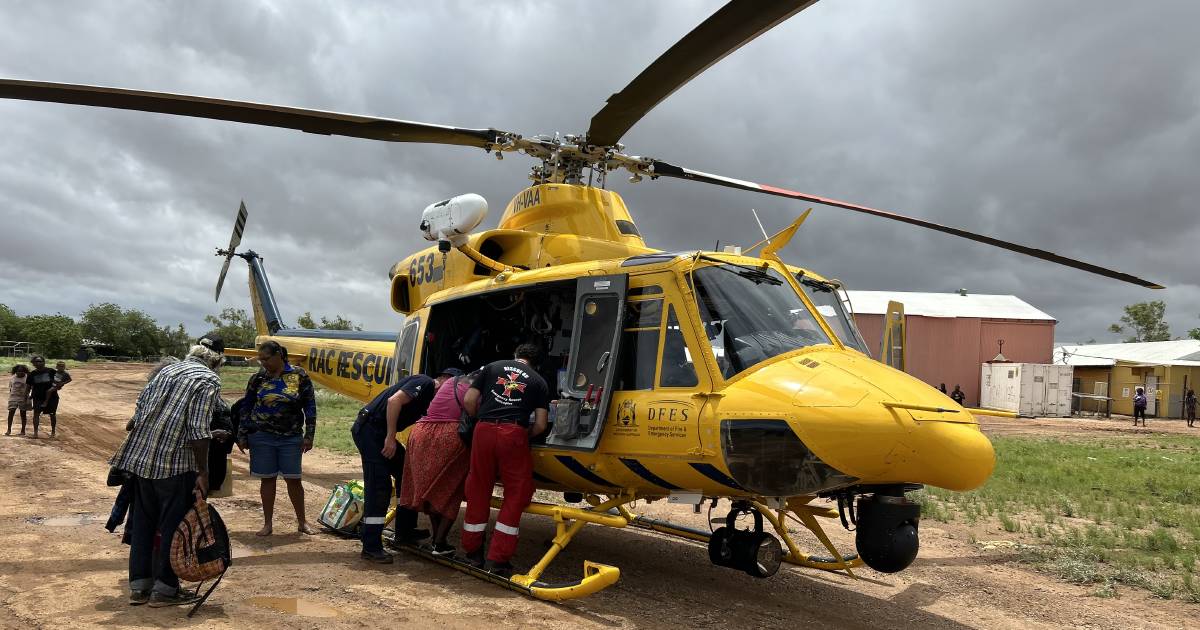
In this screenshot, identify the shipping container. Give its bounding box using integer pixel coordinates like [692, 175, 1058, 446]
[979, 363, 1074, 417]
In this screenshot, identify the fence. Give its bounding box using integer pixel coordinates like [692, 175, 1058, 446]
[0, 341, 39, 358]
[0, 341, 165, 363]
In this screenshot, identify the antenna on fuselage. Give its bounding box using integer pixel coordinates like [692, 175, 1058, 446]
[750, 208, 772, 246]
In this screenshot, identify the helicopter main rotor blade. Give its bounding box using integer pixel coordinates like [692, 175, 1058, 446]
[587, 0, 818, 147]
[0, 78, 508, 148]
[649, 160, 1165, 290]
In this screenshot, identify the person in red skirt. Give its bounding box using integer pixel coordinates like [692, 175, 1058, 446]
[399, 369, 478, 556]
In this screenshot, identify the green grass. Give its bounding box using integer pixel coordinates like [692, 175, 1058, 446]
[917, 435, 1200, 601]
[310, 386, 362, 455]
[217, 365, 258, 393]
[0, 357, 83, 372]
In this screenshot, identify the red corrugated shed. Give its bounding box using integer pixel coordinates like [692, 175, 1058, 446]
[848, 292, 1055, 407]
[854, 314, 1054, 406]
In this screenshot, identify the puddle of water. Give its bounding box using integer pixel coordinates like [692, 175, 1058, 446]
[26, 514, 103, 527]
[245, 597, 340, 618]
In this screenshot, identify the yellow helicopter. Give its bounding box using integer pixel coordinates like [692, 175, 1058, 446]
[0, 0, 1161, 602]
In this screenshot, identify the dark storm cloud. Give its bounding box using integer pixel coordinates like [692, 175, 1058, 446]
[1, 0, 1197, 342]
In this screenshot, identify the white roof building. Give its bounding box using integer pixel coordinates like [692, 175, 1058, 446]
[1053, 340, 1200, 367]
[846, 291, 1056, 321]
[844, 290, 1057, 407]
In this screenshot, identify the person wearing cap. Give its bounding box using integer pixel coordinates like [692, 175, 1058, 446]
[109, 333, 224, 607]
[236, 340, 318, 537]
[352, 367, 460, 562]
[399, 367, 478, 556]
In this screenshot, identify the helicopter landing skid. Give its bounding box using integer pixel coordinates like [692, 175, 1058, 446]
[617, 499, 862, 576]
[390, 493, 634, 601]
[388, 540, 618, 601]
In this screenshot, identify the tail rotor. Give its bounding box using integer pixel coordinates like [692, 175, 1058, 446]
[215, 201, 248, 302]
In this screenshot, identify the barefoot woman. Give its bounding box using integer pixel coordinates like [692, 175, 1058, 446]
[237, 341, 318, 536]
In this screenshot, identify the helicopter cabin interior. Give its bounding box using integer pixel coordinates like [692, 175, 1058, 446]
[407, 269, 713, 451]
[396, 256, 873, 454]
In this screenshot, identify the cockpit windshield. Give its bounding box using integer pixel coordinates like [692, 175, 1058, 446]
[798, 277, 870, 355]
[691, 261, 831, 378]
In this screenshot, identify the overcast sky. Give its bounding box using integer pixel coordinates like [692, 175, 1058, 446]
[2, 0, 1198, 344]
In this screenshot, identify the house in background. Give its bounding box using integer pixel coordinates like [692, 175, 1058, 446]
[848, 291, 1056, 407]
[1053, 340, 1200, 417]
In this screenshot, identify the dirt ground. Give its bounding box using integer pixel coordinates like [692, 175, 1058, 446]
[978, 412, 1200, 439]
[1, 363, 1197, 629]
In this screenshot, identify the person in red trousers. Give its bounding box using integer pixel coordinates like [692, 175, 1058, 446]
[459, 343, 549, 577]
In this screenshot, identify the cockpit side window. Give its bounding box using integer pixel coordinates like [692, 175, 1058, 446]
[614, 284, 703, 391]
[798, 276, 870, 354]
[394, 316, 420, 381]
[659, 306, 699, 388]
[615, 296, 662, 391]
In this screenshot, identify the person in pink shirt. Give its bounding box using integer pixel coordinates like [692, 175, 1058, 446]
[399, 369, 477, 556]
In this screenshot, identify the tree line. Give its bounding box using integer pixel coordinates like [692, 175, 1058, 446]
[5, 298, 1191, 357]
[1, 303, 361, 360]
[1109, 300, 1200, 343]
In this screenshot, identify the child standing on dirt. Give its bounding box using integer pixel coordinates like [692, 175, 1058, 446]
[7, 364, 32, 435]
[1132, 386, 1148, 427]
[1185, 389, 1197, 428]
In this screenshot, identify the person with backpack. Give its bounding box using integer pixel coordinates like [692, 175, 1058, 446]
[1132, 386, 1148, 426]
[399, 369, 478, 556]
[352, 366, 461, 563]
[109, 334, 223, 607]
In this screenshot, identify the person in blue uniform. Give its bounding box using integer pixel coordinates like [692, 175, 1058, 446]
[352, 367, 461, 563]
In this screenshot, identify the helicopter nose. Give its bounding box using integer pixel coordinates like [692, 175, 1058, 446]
[804, 351, 996, 492]
[884, 415, 996, 492]
[730, 350, 995, 493]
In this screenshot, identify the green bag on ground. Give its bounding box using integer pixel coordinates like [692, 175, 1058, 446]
[317, 481, 365, 535]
